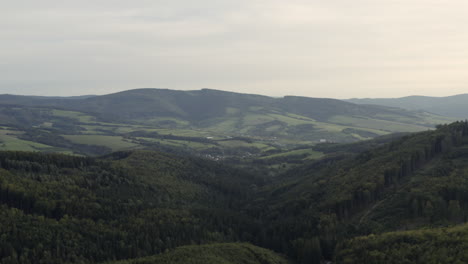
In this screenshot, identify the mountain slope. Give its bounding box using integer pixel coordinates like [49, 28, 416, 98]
[0, 89, 454, 147]
[250, 121, 468, 262]
[109, 243, 293, 264]
[3, 122, 468, 263]
[337, 223, 468, 263]
[348, 93, 468, 119]
[0, 150, 263, 263]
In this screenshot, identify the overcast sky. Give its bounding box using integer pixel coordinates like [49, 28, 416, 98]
[1, 0, 468, 98]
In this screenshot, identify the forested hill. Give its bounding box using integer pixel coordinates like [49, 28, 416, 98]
[337, 223, 468, 263]
[0, 88, 453, 146]
[348, 93, 468, 119]
[253, 121, 468, 262]
[0, 150, 267, 263]
[3, 122, 468, 263]
[0, 88, 446, 122]
[108, 243, 293, 264]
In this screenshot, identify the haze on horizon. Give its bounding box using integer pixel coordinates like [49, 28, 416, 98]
[2, 0, 468, 99]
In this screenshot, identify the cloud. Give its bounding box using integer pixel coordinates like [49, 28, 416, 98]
[1, 0, 468, 98]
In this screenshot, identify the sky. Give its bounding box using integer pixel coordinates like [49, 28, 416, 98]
[1, 0, 468, 99]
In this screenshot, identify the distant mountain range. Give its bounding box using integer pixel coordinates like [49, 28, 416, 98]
[0, 88, 428, 121]
[347, 93, 468, 119]
[2, 112, 468, 263]
[1, 88, 468, 263]
[0, 88, 454, 144]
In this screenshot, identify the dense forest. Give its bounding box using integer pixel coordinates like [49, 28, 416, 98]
[0, 150, 268, 263]
[337, 223, 468, 263]
[249, 121, 468, 263]
[108, 243, 293, 264]
[2, 121, 468, 263]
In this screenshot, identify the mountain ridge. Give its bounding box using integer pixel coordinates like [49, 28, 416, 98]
[0, 87, 453, 124]
[347, 93, 468, 118]
[2, 121, 468, 262]
[0, 88, 456, 157]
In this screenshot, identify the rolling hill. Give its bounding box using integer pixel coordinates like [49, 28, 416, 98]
[0, 149, 265, 263]
[108, 243, 293, 264]
[251, 121, 468, 262]
[2, 121, 468, 262]
[0, 89, 455, 158]
[337, 223, 468, 263]
[348, 93, 468, 119]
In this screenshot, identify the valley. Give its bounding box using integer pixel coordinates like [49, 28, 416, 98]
[0, 89, 466, 264]
[0, 89, 454, 162]
[4, 1, 467, 262]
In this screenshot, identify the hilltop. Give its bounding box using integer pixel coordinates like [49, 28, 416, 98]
[348, 93, 468, 119]
[252, 121, 468, 262]
[1, 122, 468, 262]
[0, 89, 454, 159]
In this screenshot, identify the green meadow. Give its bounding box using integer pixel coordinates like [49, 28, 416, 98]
[62, 135, 140, 151]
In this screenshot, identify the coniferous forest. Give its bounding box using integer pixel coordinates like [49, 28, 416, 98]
[1, 120, 468, 263]
[4, 0, 468, 261]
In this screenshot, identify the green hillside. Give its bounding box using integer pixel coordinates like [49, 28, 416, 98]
[249, 121, 468, 262]
[348, 93, 468, 119]
[108, 243, 292, 264]
[337, 224, 468, 264]
[0, 89, 455, 159]
[2, 122, 468, 263]
[0, 150, 263, 263]
[2, 89, 468, 263]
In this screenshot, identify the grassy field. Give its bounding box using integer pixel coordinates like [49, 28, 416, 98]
[328, 115, 432, 132]
[140, 117, 190, 127]
[0, 103, 453, 157]
[217, 139, 275, 151]
[242, 114, 275, 126]
[62, 135, 141, 151]
[52, 109, 96, 122]
[205, 118, 240, 133]
[269, 113, 314, 125]
[225, 107, 240, 115]
[137, 136, 278, 153]
[0, 130, 56, 151]
[204, 112, 393, 142]
[153, 128, 215, 138]
[137, 137, 217, 150]
[260, 148, 324, 160]
[59, 108, 444, 146]
[79, 123, 156, 135]
[375, 112, 455, 125]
